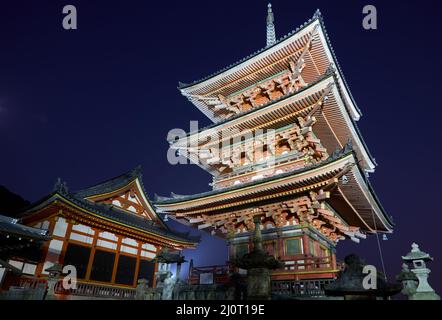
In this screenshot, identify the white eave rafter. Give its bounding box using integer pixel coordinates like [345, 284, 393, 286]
[179, 20, 318, 122]
[173, 75, 375, 174]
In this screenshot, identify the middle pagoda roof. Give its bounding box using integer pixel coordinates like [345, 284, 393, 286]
[171, 71, 376, 175]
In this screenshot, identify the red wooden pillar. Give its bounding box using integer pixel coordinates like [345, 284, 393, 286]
[110, 236, 122, 283]
[152, 258, 159, 288]
[85, 229, 99, 280]
[58, 222, 73, 265]
[132, 242, 142, 287]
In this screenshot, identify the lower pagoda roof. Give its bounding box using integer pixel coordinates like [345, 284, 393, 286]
[154, 147, 393, 234]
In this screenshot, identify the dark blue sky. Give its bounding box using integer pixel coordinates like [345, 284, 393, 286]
[1, 0, 441, 293]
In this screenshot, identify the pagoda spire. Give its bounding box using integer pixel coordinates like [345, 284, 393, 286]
[266, 3, 276, 47]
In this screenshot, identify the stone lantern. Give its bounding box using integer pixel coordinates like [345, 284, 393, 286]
[231, 216, 284, 300]
[45, 263, 63, 300]
[395, 263, 418, 298]
[401, 243, 440, 300]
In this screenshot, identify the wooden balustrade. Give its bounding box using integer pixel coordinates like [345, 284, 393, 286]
[276, 255, 335, 272]
[3, 257, 339, 300]
[54, 281, 136, 300]
[1, 274, 47, 290]
[17, 276, 47, 289]
[188, 256, 337, 286]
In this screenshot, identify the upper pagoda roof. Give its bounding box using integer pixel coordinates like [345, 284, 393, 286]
[19, 167, 199, 247]
[178, 10, 361, 123]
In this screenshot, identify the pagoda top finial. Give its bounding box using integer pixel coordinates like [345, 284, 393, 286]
[313, 9, 322, 20]
[266, 3, 276, 47]
[267, 3, 274, 24]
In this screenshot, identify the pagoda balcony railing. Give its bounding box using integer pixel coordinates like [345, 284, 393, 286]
[274, 255, 338, 273]
[187, 256, 339, 286]
[54, 281, 136, 300]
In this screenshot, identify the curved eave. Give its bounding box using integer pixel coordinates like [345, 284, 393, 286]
[171, 71, 333, 144]
[335, 165, 393, 233]
[21, 193, 197, 247]
[178, 13, 318, 92]
[325, 81, 376, 172]
[172, 74, 376, 173]
[155, 152, 353, 209]
[315, 14, 362, 120]
[155, 152, 392, 233]
[83, 177, 168, 228]
[178, 11, 362, 123]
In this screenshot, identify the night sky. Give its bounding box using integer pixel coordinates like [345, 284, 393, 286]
[1, 0, 441, 293]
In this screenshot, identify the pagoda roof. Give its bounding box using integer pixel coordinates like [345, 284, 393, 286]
[155, 148, 393, 233]
[178, 10, 361, 123]
[172, 70, 332, 140]
[0, 214, 50, 241]
[172, 72, 376, 172]
[156, 148, 352, 205]
[19, 168, 199, 247]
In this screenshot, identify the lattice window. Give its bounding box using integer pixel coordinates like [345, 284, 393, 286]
[285, 238, 302, 255]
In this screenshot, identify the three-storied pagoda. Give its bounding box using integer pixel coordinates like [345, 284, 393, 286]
[155, 5, 393, 285]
